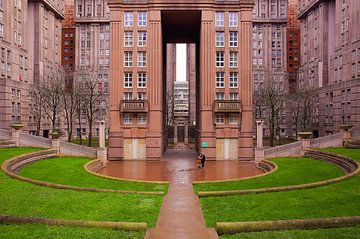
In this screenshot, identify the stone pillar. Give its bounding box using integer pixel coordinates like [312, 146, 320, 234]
[10, 123, 24, 147]
[185, 124, 189, 144]
[97, 120, 107, 166]
[99, 121, 106, 148]
[298, 132, 312, 154]
[339, 124, 353, 147]
[52, 139, 60, 156]
[256, 120, 264, 148]
[255, 120, 264, 162]
[174, 125, 178, 144]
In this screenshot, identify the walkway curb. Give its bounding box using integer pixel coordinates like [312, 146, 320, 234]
[216, 216, 360, 234]
[192, 160, 277, 184]
[198, 151, 360, 197]
[85, 159, 170, 184]
[1, 151, 165, 196]
[0, 215, 147, 231]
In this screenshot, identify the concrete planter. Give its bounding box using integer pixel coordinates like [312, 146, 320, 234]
[298, 131, 312, 139]
[339, 124, 353, 131]
[10, 123, 24, 130]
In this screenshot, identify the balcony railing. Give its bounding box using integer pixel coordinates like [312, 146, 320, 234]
[214, 100, 241, 113]
[120, 100, 148, 113]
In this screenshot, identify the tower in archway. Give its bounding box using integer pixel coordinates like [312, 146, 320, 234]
[108, 0, 254, 161]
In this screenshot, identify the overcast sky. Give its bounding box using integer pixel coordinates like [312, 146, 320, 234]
[176, 44, 187, 82]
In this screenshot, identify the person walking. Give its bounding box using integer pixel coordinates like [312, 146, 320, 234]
[200, 153, 206, 169]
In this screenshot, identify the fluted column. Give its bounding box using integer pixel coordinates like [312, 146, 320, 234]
[146, 10, 164, 159]
[199, 10, 216, 159]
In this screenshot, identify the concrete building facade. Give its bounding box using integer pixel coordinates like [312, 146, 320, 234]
[62, 0, 75, 73]
[252, 0, 289, 137]
[0, 0, 64, 137]
[74, 0, 110, 138]
[298, 0, 360, 136]
[108, 0, 254, 160]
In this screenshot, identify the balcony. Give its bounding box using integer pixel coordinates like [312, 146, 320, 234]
[120, 100, 148, 113]
[214, 100, 241, 113]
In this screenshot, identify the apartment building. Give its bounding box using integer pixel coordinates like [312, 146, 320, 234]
[74, 0, 110, 138]
[298, 0, 360, 136]
[0, 0, 64, 137]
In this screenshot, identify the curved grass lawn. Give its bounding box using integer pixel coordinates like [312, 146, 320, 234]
[194, 157, 343, 192]
[0, 224, 144, 239]
[320, 147, 360, 161]
[20, 156, 167, 192]
[200, 148, 360, 227]
[220, 226, 360, 239]
[0, 148, 162, 227]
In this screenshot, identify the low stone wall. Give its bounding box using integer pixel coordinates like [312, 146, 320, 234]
[0, 129, 12, 140]
[310, 133, 343, 148]
[264, 141, 303, 159]
[60, 141, 97, 158]
[19, 132, 52, 148]
[216, 216, 360, 234]
[0, 215, 147, 231]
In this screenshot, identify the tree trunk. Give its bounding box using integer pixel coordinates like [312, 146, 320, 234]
[88, 119, 92, 147]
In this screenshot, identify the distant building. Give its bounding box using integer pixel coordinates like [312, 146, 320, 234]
[0, 0, 64, 138]
[74, 0, 110, 138]
[298, 0, 360, 136]
[252, 0, 289, 136]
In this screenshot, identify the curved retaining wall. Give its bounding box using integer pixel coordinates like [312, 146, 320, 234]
[216, 216, 360, 234]
[1, 150, 164, 195]
[0, 215, 147, 231]
[198, 150, 360, 197]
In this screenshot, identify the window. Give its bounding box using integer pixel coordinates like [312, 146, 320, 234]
[0, 23, 3, 36]
[138, 114, 146, 124]
[229, 92, 238, 100]
[124, 52, 133, 67]
[216, 52, 225, 67]
[123, 113, 133, 124]
[124, 31, 133, 47]
[124, 92, 133, 100]
[215, 12, 224, 27]
[215, 114, 225, 124]
[77, 4, 82, 17]
[216, 92, 225, 100]
[216, 72, 225, 88]
[138, 12, 147, 26]
[137, 52, 146, 67]
[229, 52, 238, 67]
[229, 32, 238, 47]
[229, 12, 238, 27]
[137, 73, 147, 88]
[124, 12, 134, 26]
[216, 32, 224, 47]
[137, 92, 146, 100]
[124, 73, 133, 88]
[138, 31, 147, 47]
[229, 72, 238, 88]
[229, 114, 238, 124]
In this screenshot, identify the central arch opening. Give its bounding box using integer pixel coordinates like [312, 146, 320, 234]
[162, 11, 201, 151]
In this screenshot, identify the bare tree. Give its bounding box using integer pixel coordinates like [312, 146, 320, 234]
[75, 71, 104, 147]
[257, 73, 284, 147]
[40, 68, 65, 131]
[62, 74, 77, 142]
[287, 85, 315, 139]
[30, 86, 43, 136]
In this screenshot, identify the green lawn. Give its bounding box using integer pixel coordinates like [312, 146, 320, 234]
[0, 148, 162, 227]
[320, 147, 360, 161]
[0, 224, 144, 239]
[220, 226, 360, 239]
[20, 156, 167, 192]
[194, 157, 343, 192]
[200, 148, 360, 227]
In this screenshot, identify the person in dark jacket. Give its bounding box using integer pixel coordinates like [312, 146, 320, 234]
[200, 153, 206, 169]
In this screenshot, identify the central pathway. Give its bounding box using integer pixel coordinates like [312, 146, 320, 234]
[144, 147, 218, 239]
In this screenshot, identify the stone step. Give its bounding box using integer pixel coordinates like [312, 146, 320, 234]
[0, 140, 15, 145]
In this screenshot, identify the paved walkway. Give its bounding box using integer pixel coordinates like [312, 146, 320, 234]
[97, 147, 264, 238]
[144, 148, 218, 239]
